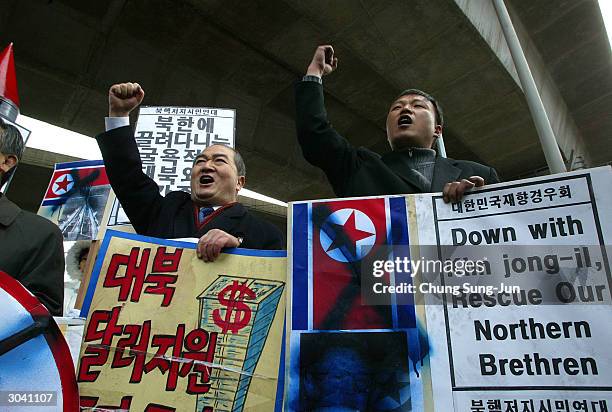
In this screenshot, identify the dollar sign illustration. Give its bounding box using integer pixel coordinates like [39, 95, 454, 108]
[213, 280, 256, 334]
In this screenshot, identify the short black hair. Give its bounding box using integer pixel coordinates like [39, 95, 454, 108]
[396, 89, 444, 127]
[0, 118, 25, 186]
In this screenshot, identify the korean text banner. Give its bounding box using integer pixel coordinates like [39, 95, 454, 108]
[135, 105, 236, 195]
[38, 160, 110, 241]
[77, 230, 286, 411]
[415, 167, 612, 410]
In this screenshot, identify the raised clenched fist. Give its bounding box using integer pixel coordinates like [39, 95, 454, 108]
[306, 45, 338, 78]
[108, 82, 145, 117]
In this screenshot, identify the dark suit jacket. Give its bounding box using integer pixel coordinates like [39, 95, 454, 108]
[96, 126, 284, 250]
[295, 81, 500, 197]
[0, 195, 65, 315]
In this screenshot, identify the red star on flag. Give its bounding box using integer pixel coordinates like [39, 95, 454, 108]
[325, 210, 375, 258]
[53, 174, 74, 195]
[54, 175, 72, 192]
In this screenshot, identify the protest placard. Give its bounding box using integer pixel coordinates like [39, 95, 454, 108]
[285, 167, 612, 412]
[413, 167, 612, 410]
[286, 196, 428, 411]
[38, 160, 110, 241]
[78, 230, 286, 411]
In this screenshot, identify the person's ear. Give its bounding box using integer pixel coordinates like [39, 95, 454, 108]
[236, 175, 245, 192]
[0, 154, 18, 174]
[434, 125, 442, 136]
[432, 125, 443, 146]
[431, 125, 443, 149]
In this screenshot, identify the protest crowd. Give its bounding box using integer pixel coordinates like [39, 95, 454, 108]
[0, 5, 610, 410]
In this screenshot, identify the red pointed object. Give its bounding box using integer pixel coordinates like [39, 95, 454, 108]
[0, 43, 20, 108]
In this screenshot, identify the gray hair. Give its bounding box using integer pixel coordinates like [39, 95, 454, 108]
[233, 149, 246, 177]
[0, 118, 24, 186]
[193, 144, 246, 178]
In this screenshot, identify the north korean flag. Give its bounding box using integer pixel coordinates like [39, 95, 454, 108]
[291, 196, 414, 331]
[41, 160, 109, 206]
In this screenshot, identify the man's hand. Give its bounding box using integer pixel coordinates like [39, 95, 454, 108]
[108, 82, 145, 117]
[443, 176, 485, 203]
[196, 229, 241, 262]
[306, 45, 338, 78]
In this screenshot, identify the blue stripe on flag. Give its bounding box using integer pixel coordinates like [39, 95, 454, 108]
[389, 196, 409, 245]
[55, 159, 104, 169]
[274, 322, 286, 412]
[389, 196, 415, 328]
[41, 198, 67, 206]
[292, 203, 308, 330]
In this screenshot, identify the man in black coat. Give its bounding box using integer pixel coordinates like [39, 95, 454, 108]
[97, 82, 283, 261]
[295, 45, 500, 202]
[0, 119, 64, 315]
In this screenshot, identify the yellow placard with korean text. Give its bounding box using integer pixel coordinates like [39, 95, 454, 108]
[77, 230, 286, 411]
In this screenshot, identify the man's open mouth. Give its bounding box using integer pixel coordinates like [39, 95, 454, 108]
[398, 115, 412, 126]
[199, 175, 214, 184]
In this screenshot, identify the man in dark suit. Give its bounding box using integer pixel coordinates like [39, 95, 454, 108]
[295, 45, 500, 202]
[0, 119, 64, 315]
[97, 82, 283, 262]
